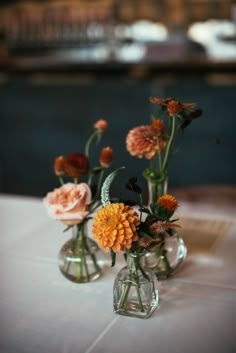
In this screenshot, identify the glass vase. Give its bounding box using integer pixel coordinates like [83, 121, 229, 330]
[146, 178, 187, 278]
[113, 252, 159, 319]
[58, 223, 105, 283]
[143, 232, 187, 279]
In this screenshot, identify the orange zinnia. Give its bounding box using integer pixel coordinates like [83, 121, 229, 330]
[92, 203, 140, 253]
[166, 100, 196, 116]
[149, 96, 196, 116]
[157, 194, 178, 212]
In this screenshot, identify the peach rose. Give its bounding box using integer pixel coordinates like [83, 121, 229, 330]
[43, 182, 92, 225]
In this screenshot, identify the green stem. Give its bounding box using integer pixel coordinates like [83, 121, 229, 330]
[119, 254, 145, 312]
[89, 201, 102, 214]
[162, 115, 176, 173]
[153, 182, 157, 204]
[156, 135, 163, 171]
[85, 130, 98, 157]
[155, 241, 172, 276]
[64, 225, 80, 277]
[58, 176, 64, 185]
[64, 257, 71, 274]
[134, 277, 144, 311]
[82, 225, 101, 274]
[161, 249, 172, 274]
[95, 168, 105, 201]
[88, 168, 105, 211]
[133, 256, 144, 312]
[119, 281, 132, 309]
[139, 194, 143, 221]
[80, 225, 90, 281]
[87, 172, 93, 187]
[73, 225, 84, 281]
[76, 248, 83, 280]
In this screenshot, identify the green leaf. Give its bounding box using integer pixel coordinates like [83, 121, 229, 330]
[101, 166, 125, 206]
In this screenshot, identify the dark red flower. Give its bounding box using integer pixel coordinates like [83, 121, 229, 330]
[64, 153, 89, 179]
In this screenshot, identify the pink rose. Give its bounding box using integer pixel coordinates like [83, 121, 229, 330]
[43, 182, 92, 225]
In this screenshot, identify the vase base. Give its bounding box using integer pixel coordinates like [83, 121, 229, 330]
[114, 289, 159, 319]
[144, 236, 187, 279]
[58, 237, 105, 283]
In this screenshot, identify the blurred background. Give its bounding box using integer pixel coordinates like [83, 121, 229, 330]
[0, 0, 235, 199]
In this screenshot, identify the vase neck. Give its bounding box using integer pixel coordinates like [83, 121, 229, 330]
[126, 252, 145, 271]
[71, 224, 98, 254]
[147, 177, 168, 205]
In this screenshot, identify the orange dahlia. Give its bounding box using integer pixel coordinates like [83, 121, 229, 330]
[92, 203, 140, 253]
[126, 125, 160, 160]
[157, 194, 178, 212]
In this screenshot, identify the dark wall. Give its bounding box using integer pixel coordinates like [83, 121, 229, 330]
[0, 76, 235, 198]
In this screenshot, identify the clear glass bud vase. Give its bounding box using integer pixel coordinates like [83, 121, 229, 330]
[58, 224, 105, 283]
[113, 252, 159, 319]
[147, 177, 168, 205]
[143, 232, 187, 279]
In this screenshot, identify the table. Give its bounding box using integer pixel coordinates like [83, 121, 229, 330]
[0, 188, 236, 353]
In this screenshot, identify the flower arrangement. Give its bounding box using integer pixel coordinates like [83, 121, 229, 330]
[93, 168, 179, 264]
[126, 97, 202, 204]
[92, 167, 180, 317]
[43, 119, 113, 283]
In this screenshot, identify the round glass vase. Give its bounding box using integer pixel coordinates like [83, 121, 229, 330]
[113, 252, 159, 319]
[58, 223, 104, 283]
[146, 178, 187, 279]
[143, 231, 187, 279]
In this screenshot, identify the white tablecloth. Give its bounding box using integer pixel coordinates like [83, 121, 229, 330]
[0, 191, 235, 353]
